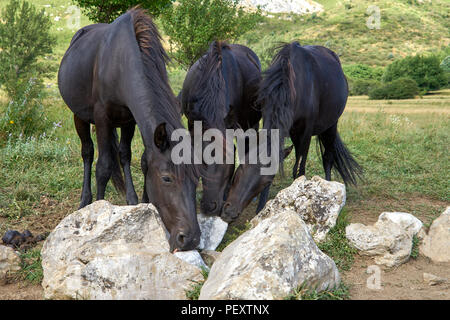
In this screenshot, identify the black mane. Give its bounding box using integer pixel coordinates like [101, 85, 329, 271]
[186, 41, 230, 131]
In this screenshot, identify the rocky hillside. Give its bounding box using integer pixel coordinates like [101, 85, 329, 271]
[239, 0, 450, 67]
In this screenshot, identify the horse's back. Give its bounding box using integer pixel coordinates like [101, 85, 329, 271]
[291, 44, 348, 133]
[58, 24, 109, 123]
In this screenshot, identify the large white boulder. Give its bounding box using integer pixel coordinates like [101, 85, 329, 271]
[346, 212, 423, 267]
[253, 175, 346, 243]
[199, 208, 340, 300]
[41, 200, 204, 300]
[420, 207, 450, 263]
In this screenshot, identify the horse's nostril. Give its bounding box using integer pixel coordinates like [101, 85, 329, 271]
[176, 233, 186, 246]
[210, 201, 217, 211]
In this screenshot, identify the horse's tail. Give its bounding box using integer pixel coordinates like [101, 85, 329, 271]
[110, 129, 126, 197]
[317, 132, 363, 186]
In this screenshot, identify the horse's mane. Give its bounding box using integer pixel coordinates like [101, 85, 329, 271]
[129, 7, 181, 135]
[258, 42, 298, 173]
[187, 41, 231, 131]
[129, 8, 200, 181]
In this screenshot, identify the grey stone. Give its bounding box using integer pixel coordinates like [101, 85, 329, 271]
[41, 200, 204, 300]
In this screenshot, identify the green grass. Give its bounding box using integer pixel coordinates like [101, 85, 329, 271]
[12, 248, 44, 285]
[410, 234, 420, 259]
[185, 266, 209, 300]
[318, 209, 357, 272]
[284, 282, 351, 300]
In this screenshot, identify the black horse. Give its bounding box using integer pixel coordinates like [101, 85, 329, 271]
[180, 41, 264, 216]
[221, 42, 362, 222]
[58, 8, 200, 252]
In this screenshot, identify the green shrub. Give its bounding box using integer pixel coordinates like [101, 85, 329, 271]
[161, 0, 262, 68]
[348, 78, 381, 96]
[73, 0, 173, 23]
[382, 54, 447, 92]
[0, 78, 50, 142]
[0, 0, 56, 98]
[343, 64, 384, 81]
[440, 56, 450, 73]
[0, 0, 54, 142]
[369, 77, 420, 100]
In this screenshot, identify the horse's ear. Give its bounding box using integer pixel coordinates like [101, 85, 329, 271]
[283, 145, 294, 159]
[224, 107, 236, 129]
[154, 123, 169, 152]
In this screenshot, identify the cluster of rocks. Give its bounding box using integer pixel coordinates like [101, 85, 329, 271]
[345, 207, 450, 267]
[0, 229, 49, 285]
[40, 176, 345, 300]
[8, 174, 446, 299]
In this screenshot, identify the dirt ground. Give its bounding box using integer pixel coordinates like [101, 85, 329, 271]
[1, 193, 449, 300]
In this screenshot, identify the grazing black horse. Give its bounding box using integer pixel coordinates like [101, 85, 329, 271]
[58, 8, 200, 252]
[221, 42, 362, 222]
[180, 41, 264, 216]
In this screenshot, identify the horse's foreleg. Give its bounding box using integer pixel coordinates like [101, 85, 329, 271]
[74, 115, 94, 209]
[119, 123, 138, 205]
[93, 106, 114, 201]
[140, 150, 149, 203]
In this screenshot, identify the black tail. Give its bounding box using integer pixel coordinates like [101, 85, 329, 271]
[318, 133, 363, 186]
[110, 129, 126, 196]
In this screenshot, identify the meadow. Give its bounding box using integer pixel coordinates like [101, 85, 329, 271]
[0, 0, 449, 299]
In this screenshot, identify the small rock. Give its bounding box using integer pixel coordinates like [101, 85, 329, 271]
[423, 273, 447, 286]
[174, 250, 209, 270]
[0, 245, 21, 285]
[420, 207, 450, 263]
[197, 213, 228, 251]
[200, 250, 221, 268]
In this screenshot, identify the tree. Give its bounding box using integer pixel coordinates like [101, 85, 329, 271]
[160, 0, 262, 68]
[73, 0, 174, 23]
[0, 0, 56, 97]
[0, 0, 55, 141]
[382, 54, 447, 92]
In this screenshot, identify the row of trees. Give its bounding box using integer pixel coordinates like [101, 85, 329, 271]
[74, 0, 262, 68]
[345, 53, 449, 100]
[0, 0, 261, 142]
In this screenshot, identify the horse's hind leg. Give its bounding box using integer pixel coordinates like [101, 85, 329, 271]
[74, 115, 94, 209]
[318, 123, 338, 181]
[119, 123, 138, 205]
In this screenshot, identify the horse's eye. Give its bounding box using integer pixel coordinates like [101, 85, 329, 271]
[162, 176, 173, 184]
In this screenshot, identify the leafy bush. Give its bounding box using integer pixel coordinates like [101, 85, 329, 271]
[343, 64, 384, 81]
[382, 54, 447, 92]
[369, 77, 420, 100]
[440, 56, 450, 73]
[348, 78, 381, 96]
[0, 78, 50, 142]
[0, 0, 56, 97]
[73, 0, 173, 23]
[161, 0, 262, 68]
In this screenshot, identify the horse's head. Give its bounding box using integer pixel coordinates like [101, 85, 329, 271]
[221, 145, 293, 222]
[200, 146, 235, 216]
[144, 123, 200, 252]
